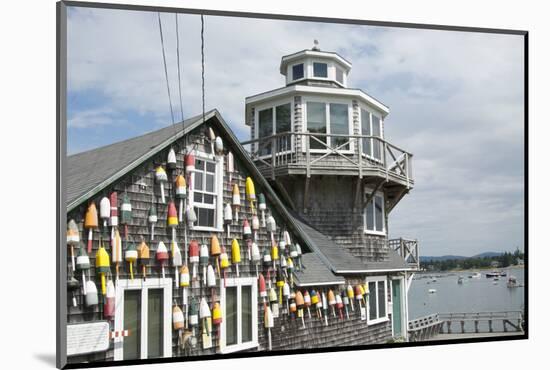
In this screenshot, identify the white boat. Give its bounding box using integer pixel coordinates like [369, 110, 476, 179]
[469, 272, 481, 279]
[507, 276, 519, 288]
[457, 276, 464, 284]
[428, 289, 437, 294]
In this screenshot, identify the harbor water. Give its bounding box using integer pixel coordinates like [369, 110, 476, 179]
[408, 266, 525, 324]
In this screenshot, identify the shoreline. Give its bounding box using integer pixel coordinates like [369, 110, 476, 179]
[416, 265, 524, 274]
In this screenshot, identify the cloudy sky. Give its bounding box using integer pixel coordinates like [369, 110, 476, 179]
[66, 6, 524, 257]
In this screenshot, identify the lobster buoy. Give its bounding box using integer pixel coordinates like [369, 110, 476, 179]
[347, 284, 355, 311]
[264, 305, 274, 350]
[99, 197, 110, 228]
[279, 235, 287, 253]
[287, 257, 294, 285]
[84, 202, 98, 254]
[146, 204, 157, 240]
[303, 290, 312, 319]
[355, 285, 364, 311]
[295, 243, 303, 271]
[215, 136, 224, 155]
[328, 289, 337, 318]
[243, 219, 252, 240]
[156, 241, 169, 279]
[207, 265, 216, 288]
[137, 239, 150, 280]
[220, 245, 230, 287]
[283, 231, 291, 247]
[76, 245, 90, 294]
[269, 287, 278, 318]
[125, 240, 137, 281]
[173, 305, 184, 330]
[227, 152, 234, 187]
[251, 215, 260, 241]
[232, 184, 241, 222]
[258, 273, 267, 303]
[321, 291, 329, 326]
[342, 291, 350, 319]
[109, 192, 118, 227]
[207, 127, 216, 154]
[168, 201, 178, 231]
[85, 280, 98, 307]
[67, 276, 80, 307]
[224, 203, 232, 238]
[212, 302, 222, 325]
[111, 228, 122, 280]
[95, 243, 110, 295]
[67, 219, 80, 271]
[172, 241, 182, 287]
[263, 247, 272, 274]
[104, 280, 116, 319]
[231, 239, 241, 277]
[189, 240, 200, 279]
[251, 242, 261, 276]
[267, 215, 276, 245]
[167, 147, 177, 170]
[180, 265, 190, 310]
[295, 290, 305, 327]
[155, 166, 168, 203]
[120, 193, 132, 236]
[276, 269, 285, 305]
[245, 177, 256, 212]
[189, 297, 199, 336]
[175, 175, 187, 222]
[200, 243, 209, 284]
[210, 236, 221, 278]
[199, 297, 212, 342]
[184, 152, 195, 188]
[283, 281, 290, 313]
[271, 243, 279, 270]
[185, 204, 197, 226]
[335, 292, 344, 320]
[310, 290, 321, 319]
[258, 193, 266, 227]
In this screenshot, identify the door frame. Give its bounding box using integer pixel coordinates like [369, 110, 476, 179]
[390, 276, 407, 339]
[114, 278, 172, 360]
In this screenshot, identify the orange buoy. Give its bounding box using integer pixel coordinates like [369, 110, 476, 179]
[137, 238, 150, 280]
[210, 235, 221, 278]
[295, 290, 306, 328]
[258, 273, 267, 303]
[303, 290, 312, 319]
[328, 289, 337, 318]
[173, 304, 184, 330]
[84, 202, 98, 254]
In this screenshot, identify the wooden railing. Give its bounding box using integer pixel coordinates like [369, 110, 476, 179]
[389, 238, 420, 270]
[408, 314, 444, 342]
[240, 131, 413, 186]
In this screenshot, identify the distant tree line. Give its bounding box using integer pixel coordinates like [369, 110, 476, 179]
[421, 248, 524, 272]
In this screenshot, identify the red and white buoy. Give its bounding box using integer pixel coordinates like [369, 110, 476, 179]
[232, 184, 241, 222]
[156, 241, 169, 280]
[258, 273, 267, 304]
[335, 292, 344, 320]
[189, 240, 199, 280]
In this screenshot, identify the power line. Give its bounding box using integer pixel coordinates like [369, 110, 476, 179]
[175, 13, 184, 124]
[200, 14, 205, 125]
[157, 12, 176, 127]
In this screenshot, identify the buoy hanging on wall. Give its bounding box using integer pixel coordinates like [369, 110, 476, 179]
[200, 243, 209, 284]
[232, 184, 241, 222]
[172, 241, 182, 287]
[99, 197, 110, 229]
[226, 152, 234, 188]
[67, 219, 80, 272]
[156, 241, 169, 280]
[335, 292, 344, 320]
[148, 205, 158, 241]
[155, 166, 168, 203]
[231, 239, 241, 277]
[167, 147, 177, 170]
[322, 291, 329, 326]
[303, 290, 312, 319]
[251, 215, 260, 241]
[267, 215, 277, 245]
[224, 203, 232, 238]
[208, 127, 216, 154]
[76, 245, 90, 295]
[120, 193, 132, 238]
[125, 240, 137, 281]
[68, 276, 80, 307]
[245, 177, 256, 213]
[210, 236, 221, 279]
[104, 280, 116, 319]
[167, 201, 179, 241]
[258, 273, 267, 304]
[109, 192, 118, 227]
[184, 152, 195, 189]
[243, 219, 252, 261]
[85, 280, 98, 307]
[186, 204, 197, 227]
[219, 245, 230, 287]
[251, 242, 261, 276]
[95, 242, 110, 295]
[347, 284, 355, 311]
[137, 239, 150, 280]
[84, 203, 98, 254]
[189, 240, 200, 279]
[111, 228, 122, 281]
[342, 291, 350, 319]
[175, 175, 187, 223]
[258, 193, 266, 227]
[215, 136, 223, 155]
[295, 290, 305, 328]
[264, 305, 274, 351]
[328, 289, 337, 318]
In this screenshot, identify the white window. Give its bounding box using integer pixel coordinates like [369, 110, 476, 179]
[364, 188, 385, 235]
[256, 102, 292, 156]
[114, 278, 172, 360]
[305, 100, 352, 151]
[366, 276, 388, 325]
[189, 151, 223, 231]
[313, 62, 328, 78]
[292, 63, 304, 81]
[220, 277, 258, 353]
[360, 108, 383, 161]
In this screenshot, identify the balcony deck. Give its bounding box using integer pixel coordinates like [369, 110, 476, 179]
[240, 131, 414, 189]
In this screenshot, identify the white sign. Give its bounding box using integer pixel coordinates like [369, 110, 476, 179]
[67, 321, 110, 356]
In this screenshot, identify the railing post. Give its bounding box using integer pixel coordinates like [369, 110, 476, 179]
[384, 141, 388, 181]
[306, 131, 311, 178]
[358, 137, 363, 179]
[405, 153, 410, 189]
[271, 136, 276, 180]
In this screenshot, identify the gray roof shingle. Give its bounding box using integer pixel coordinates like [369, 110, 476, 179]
[293, 253, 345, 287]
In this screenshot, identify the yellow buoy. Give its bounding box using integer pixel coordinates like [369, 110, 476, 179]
[245, 177, 256, 212]
[231, 239, 241, 277]
[95, 244, 110, 295]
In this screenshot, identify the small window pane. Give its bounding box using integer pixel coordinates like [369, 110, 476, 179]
[196, 207, 215, 227]
[206, 174, 214, 192]
[375, 196, 384, 232]
[276, 103, 291, 151]
[313, 62, 328, 77]
[378, 282, 386, 318]
[242, 286, 252, 343]
[123, 290, 141, 360]
[336, 68, 344, 83]
[361, 109, 372, 156]
[194, 192, 203, 203]
[366, 202, 374, 231]
[195, 172, 203, 191]
[203, 194, 214, 204]
[148, 289, 164, 358]
[330, 103, 349, 149]
[258, 108, 273, 155]
[226, 287, 238, 346]
[206, 162, 216, 173]
[372, 116, 381, 160]
[292, 64, 304, 80]
[195, 159, 205, 171]
[368, 282, 377, 321]
[307, 102, 327, 150]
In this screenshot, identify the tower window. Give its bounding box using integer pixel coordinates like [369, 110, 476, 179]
[292, 63, 304, 80]
[313, 62, 328, 78]
[335, 67, 344, 84]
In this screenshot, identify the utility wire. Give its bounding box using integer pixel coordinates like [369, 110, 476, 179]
[201, 14, 205, 124]
[158, 12, 176, 127]
[176, 13, 184, 125]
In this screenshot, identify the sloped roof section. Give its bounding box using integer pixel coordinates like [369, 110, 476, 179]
[67, 111, 211, 210]
[293, 253, 345, 287]
[291, 214, 410, 274]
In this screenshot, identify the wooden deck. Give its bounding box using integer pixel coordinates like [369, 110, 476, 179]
[426, 331, 524, 341]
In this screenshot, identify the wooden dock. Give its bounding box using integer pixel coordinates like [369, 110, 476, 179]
[408, 311, 524, 342]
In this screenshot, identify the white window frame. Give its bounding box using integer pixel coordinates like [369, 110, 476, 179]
[188, 150, 224, 232]
[359, 106, 384, 164]
[114, 278, 172, 361]
[219, 277, 258, 353]
[254, 98, 294, 158]
[366, 276, 389, 325]
[291, 62, 305, 82]
[363, 187, 386, 236]
[302, 97, 354, 154]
